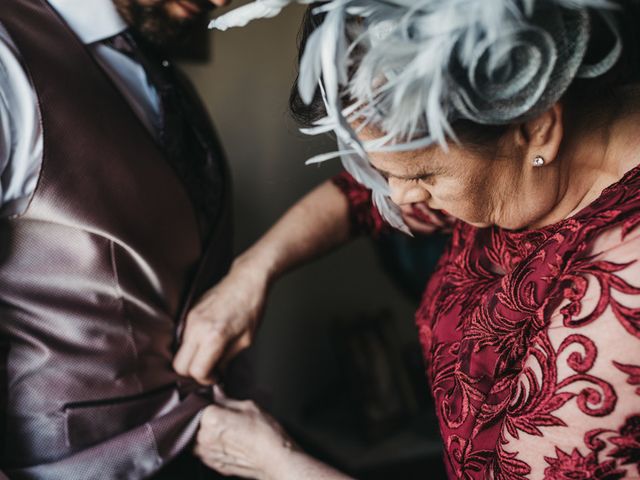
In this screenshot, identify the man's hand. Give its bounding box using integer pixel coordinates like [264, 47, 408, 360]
[173, 256, 268, 384]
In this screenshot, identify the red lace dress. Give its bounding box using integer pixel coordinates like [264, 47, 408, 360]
[333, 166, 640, 479]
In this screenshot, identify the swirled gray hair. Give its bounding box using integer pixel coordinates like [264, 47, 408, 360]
[210, 0, 623, 232]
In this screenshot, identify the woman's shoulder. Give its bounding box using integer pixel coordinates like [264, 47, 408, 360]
[566, 159, 640, 257]
[585, 214, 640, 259]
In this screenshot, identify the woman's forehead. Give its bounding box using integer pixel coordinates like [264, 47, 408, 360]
[367, 145, 439, 174]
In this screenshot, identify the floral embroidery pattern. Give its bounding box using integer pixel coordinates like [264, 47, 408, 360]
[556, 257, 640, 337]
[543, 447, 626, 480]
[614, 362, 640, 396]
[332, 164, 640, 478]
[609, 416, 640, 475]
[504, 333, 617, 438]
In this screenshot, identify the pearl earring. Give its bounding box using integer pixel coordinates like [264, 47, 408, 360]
[533, 155, 546, 167]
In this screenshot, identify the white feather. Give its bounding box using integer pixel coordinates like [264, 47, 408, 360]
[208, 0, 299, 31]
[211, 0, 624, 232]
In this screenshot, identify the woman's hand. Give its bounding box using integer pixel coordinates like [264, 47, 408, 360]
[401, 203, 452, 235]
[195, 387, 354, 480]
[194, 387, 293, 480]
[173, 255, 269, 385]
[173, 181, 353, 385]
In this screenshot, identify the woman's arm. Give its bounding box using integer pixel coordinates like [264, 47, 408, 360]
[173, 180, 353, 384]
[238, 179, 352, 284]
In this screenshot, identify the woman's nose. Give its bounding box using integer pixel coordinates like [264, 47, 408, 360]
[388, 177, 429, 205]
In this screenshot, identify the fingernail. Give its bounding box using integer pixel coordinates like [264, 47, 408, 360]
[213, 384, 224, 399]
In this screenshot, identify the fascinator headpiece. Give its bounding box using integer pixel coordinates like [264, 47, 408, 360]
[210, 0, 623, 232]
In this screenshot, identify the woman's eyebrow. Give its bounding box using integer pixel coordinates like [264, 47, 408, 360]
[374, 166, 435, 180]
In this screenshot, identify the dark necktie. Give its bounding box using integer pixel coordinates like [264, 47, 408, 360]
[103, 31, 222, 237]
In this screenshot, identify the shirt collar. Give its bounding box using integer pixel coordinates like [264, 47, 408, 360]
[47, 0, 127, 44]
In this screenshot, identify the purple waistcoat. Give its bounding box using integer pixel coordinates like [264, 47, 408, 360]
[0, 0, 233, 477]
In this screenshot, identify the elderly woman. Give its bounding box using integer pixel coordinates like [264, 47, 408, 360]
[174, 1, 640, 478]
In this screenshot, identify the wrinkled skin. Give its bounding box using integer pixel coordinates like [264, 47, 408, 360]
[195, 387, 296, 480]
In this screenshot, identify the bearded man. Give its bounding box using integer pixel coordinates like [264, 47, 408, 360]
[0, 0, 234, 478]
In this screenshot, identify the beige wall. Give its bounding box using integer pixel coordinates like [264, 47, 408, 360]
[181, 2, 416, 420]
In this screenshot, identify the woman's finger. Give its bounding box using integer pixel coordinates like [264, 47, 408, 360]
[188, 349, 216, 385]
[172, 335, 199, 376]
[187, 328, 232, 384]
[173, 311, 210, 376]
[213, 385, 259, 412]
[217, 332, 253, 372]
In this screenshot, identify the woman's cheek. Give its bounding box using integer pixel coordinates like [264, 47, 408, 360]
[440, 189, 487, 225]
[427, 183, 458, 212]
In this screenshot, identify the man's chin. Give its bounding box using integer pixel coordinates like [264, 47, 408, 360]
[115, 0, 210, 48]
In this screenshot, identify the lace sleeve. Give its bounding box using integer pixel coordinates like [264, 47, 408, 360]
[494, 224, 640, 479]
[331, 171, 389, 237]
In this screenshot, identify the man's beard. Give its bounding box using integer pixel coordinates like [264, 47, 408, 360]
[113, 0, 213, 47]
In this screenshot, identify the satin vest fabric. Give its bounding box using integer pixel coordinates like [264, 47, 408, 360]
[0, 0, 232, 477]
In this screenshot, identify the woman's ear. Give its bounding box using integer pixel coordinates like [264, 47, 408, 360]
[515, 102, 564, 167]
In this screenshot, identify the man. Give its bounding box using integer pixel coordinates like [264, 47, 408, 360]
[0, 0, 233, 478]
